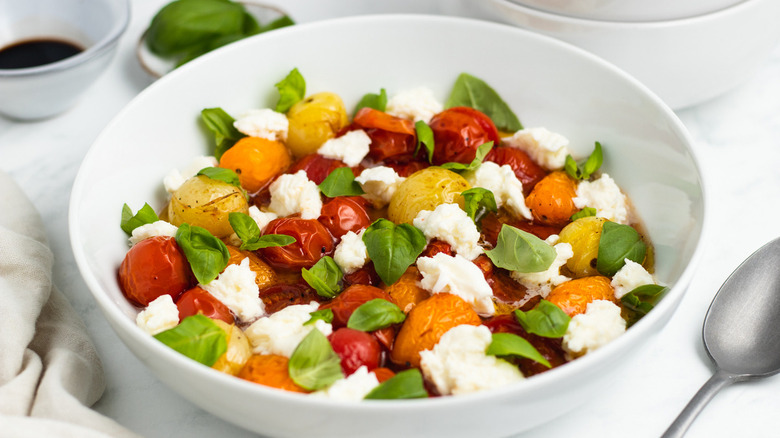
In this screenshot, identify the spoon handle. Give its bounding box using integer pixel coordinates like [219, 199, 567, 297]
[661, 369, 736, 438]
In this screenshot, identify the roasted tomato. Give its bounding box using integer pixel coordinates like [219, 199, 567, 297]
[288, 153, 348, 185]
[329, 327, 382, 375]
[483, 314, 567, 376]
[176, 286, 234, 324]
[525, 171, 579, 227]
[342, 262, 381, 287]
[386, 160, 429, 178]
[320, 284, 395, 328]
[420, 239, 453, 258]
[118, 236, 194, 307]
[429, 107, 500, 165]
[258, 218, 335, 270]
[352, 107, 417, 163]
[485, 146, 547, 193]
[318, 196, 371, 240]
[480, 211, 562, 246]
[258, 282, 324, 314]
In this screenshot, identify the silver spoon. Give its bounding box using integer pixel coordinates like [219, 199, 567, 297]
[662, 236, 780, 437]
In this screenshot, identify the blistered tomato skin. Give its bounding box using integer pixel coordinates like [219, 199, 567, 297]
[329, 327, 382, 375]
[352, 107, 418, 163]
[318, 196, 371, 240]
[258, 282, 323, 314]
[176, 286, 234, 324]
[258, 217, 335, 270]
[288, 153, 348, 185]
[118, 236, 194, 307]
[320, 284, 394, 329]
[485, 146, 548, 193]
[429, 106, 501, 165]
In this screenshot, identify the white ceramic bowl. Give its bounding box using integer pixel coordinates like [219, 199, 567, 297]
[69, 15, 706, 438]
[509, 0, 744, 22]
[477, 0, 780, 109]
[0, 0, 129, 121]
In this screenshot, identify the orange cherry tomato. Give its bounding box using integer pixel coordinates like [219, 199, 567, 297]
[329, 327, 382, 375]
[219, 136, 292, 193]
[546, 275, 617, 317]
[352, 107, 417, 163]
[237, 354, 308, 393]
[258, 217, 335, 270]
[176, 286, 234, 324]
[485, 145, 548, 193]
[318, 196, 371, 240]
[525, 171, 579, 227]
[372, 367, 396, 383]
[118, 236, 194, 307]
[429, 107, 500, 165]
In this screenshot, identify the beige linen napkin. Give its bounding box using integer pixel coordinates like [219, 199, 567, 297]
[0, 171, 138, 437]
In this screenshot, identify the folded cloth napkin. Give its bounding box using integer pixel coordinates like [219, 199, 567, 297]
[0, 171, 139, 437]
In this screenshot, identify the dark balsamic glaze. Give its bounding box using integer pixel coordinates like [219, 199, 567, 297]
[0, 39, 83, 69]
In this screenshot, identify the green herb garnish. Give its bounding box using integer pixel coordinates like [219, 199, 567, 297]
[354, 88, 387, 116]
[301, 256, 343, 298]
[596, 221, 646, 277]
[485, 224, 556, 273]
[121, 203, 159, 236]
[621, 284, 668, 316]
[275, 67, 306, 113]
[565, 142, 603, 181]
[304, 309, 334, 326]
[318, 167, 365, 197]
[154, 314, 227, 366]
[414, 120, 435, 163]
[445, 73, 522, 132]
[228, 212, 295, 251]
[461, 187, 498, 223]
[440, 141, 493, 172]
[175, 223, 230, 284]
[364, 369, 428, 400]
[288, 329, 344, 391]
[362, 219, 427, 285]
[347, 299, 406, 332]
[486, 333, 551, 368]
[513, 300, 570, 338]
[200, 107, 245, 160]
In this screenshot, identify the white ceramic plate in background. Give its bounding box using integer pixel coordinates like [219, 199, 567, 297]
[508, 0, 745, 22]
[70, 15, 706, 438]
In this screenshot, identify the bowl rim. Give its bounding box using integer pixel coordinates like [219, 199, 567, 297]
[0, 0, 131, 77]
[69, 12, 708, 410]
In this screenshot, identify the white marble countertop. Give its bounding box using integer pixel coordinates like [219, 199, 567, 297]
[2, 1, 780, 437]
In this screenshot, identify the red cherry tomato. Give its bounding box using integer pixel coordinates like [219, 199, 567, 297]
[329, 327, 382, 375]
[118, 236, 194, 307]
[258, 282, 324, 314]
[342, 262, 381, 287]
[385, 160, 429, 177]
[258, 218, 335, 270]
[320, 284, 394, 329]
[288, 153, 348, 185]
[318, 196, 371, 240]
[420, 239, 453, 258]
[485, 146, 547, 193]
[352, 108, 417, 163]
[480, 212, 561, 246]
[429, 107, 500, 165]
[176, 286, 234, 324]
[372, 367, 396, 383]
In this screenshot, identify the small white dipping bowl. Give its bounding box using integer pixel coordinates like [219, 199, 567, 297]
[480, 0, 780, 109]
[509, 0, 745, 22]
[0, 0, 129, 121]
[70, 15, 706, 438]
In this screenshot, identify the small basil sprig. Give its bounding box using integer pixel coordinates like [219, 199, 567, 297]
[445, 73, 523, 132]
[275, 68, 306, 113]
[201, 107, 246, 160]
[353, 88, 387, 116]
[304, 309, 334, 326]
[364, 369, 428, 400]
[153, 314, 227, 367]
[318, 167, 365, 197]
[288, 329, 344, 391]
[121, 203, 159, 236]
[228, 212, 295, 251]
[513, 300, 571, 338]
[197, 167, 242, 188]
[347, 299, 406, 332]
[414, 120, 435, 163]
[440, 141, 493, 172]
[301, 256, 343, 298]
[621, 284, 668, 316]
[565, 142, 603, 181]
[362, 219, 427, 285]
[486, 333, 551, 368]
[461, 187, 497, 223]
[597, 221, 647, 277]
[570, 207, 597, 221]
[175, 223, 230, 284]
[485, 224, 556, 273]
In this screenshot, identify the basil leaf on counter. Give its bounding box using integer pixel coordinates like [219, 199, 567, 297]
[440, 141, 493, 172]
[570, 207, 597, 221]
[275, 68, 306, 113]
[228, 212, 295, 251]
[414, 120, 435, 163]
[461, 187, 497, 223]
[486, 333, 551, 368]
[485, 224, 556, 273]
[288, 329, 344, 390]
[445, 73, 522, 132]
[597, 221, 647, 277]
[621, 284, 668, 316]
[354, 88, 387, 116]
[301, 256, 343, 298]
[318, 167, 364, 197]
[362, 219, 427, 285]
[347, 299, 406, 332]
[364, 369, 428, 400]
[201, 107, 245, 160]
[513, 300, 570, 338]
[565, 142, 603, 181]
[121, 203, 159, 236]
[175, 223, 230, 284]
[197, 167, 241, 188]
[154, 314, 227, 366]
[304, 309, 334, 326]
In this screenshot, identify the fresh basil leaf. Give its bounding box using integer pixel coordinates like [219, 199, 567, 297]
[445, 73, 522, 132]
[364, 369, 428, 400]
[246, 234, 296, 251]
[597, 221, 647, 277]
[197, 166, 241, 188]
[304, 309, 334, 326]
[288, 329, 344, 390]
[485, 224, 556, 273]
[513, 300, 570, 338]
[153, 314, 227, 366]
[347, 299, 406, 332]
[362, 219, 427, 285]
[201, 107, 245, 160]
[121, 203, 159, 236]
[565, 142, 603, 181]
[175, 223, 230, 284]
[256, 15, 295, 33]
[621, 284, 668, 316]
[301, 256, 343, 298]
[354, 88, 387, 116]
[318, 167, 365, 197]
[486, 333, 551, 368]
[275, 68, 306, 113]
[461, 187, 497, 223]
[228, 212, 295, 250]
[440, 141, 493, 172]
[570, 207, 597, 221]
[414, 120, 435, 163]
